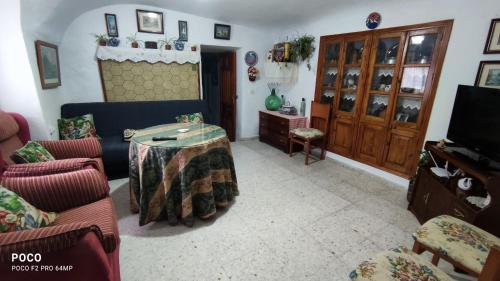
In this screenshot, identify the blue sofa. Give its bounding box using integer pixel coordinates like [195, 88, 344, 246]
[61, 100, 214, 179]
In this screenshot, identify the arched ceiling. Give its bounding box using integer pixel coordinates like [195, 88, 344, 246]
[20, 0, 374, 40]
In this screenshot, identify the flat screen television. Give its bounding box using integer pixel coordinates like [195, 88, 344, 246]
[447, 85, 500, 165]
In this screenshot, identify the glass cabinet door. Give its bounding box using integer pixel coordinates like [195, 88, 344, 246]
[393, 30, 440, 126]
[363, 36, 402, 120]
[319, 42, 341, 104]
[339, 40, 365, 113]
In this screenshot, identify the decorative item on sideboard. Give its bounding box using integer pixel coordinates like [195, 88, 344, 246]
[94, 33, 109, 46]
[174, 40, 185, 51]
[158, 37, 175, 50]
[265, 88, 281, 111]
[145, 41, 157, 49]
[108, 37, 120, 47]
[126, 33, 142, 48]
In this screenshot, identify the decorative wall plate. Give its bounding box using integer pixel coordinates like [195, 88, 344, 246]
[245, 51, 258, 66]
[366, 12, 382, 29]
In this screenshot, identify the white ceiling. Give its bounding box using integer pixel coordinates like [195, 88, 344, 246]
[20, 0, 368, 40]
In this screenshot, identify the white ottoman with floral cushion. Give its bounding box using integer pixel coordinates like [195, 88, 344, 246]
[413, 215, 500, 274]
[349, 247, 453, 281]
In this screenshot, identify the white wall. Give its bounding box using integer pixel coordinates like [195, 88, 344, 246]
[60, 4, 271, 139]
[0, 1, 49, 139]
[272, 0, 500, 142]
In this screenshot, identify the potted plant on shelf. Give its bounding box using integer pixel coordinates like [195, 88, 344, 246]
[191, 44, 197, 52]
[94, 34, 109, 46]
[158, 37, 176, 50]
[290, 34, 316, 70]
[126, 33, 142, 48]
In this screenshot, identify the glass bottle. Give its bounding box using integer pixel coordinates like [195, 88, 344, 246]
[300, 98, 306, 116]
[281, 95, 286, 107]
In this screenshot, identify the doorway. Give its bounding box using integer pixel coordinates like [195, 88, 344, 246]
[201, 46, 237, 141]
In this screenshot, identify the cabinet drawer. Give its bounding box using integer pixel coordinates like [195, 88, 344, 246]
[448, 200, 476, 223]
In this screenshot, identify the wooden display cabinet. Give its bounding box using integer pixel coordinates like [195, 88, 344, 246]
[408, 141, 500, 237]
[314, 20, 453, 178]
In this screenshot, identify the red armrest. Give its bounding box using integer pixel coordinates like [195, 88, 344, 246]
[2, 158, 100, 177]
[7, 112, 30, 144]
[0, 222, 103, 262]
[0, 169, 109, 212]
[37, 138, 102, 159]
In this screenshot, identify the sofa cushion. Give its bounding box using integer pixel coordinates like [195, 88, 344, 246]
[58, 114, 99, 140]
[54, 197, 119, 253]
[0, 113, 19, 142]
[0, 186, 57, 233]
[11, 141, 55, 164]
[175, 112, 204, 124]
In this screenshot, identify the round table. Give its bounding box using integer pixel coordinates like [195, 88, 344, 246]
[129, 123, 238, 226]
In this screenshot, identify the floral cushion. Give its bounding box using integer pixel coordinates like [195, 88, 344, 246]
[0, 186, 57, 233]
[11, 141, 55, 163]
[58, 114, 99, 140]
[349, 247, 453, 281]
[175, 112, 204, 124]
[290, 128, 324, 139]
[413, 215, 500, 274]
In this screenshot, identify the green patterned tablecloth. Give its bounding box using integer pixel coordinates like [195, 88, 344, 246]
[129, 123, 238, 226]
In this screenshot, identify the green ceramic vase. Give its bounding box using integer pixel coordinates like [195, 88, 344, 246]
[265, 89, 281, 111]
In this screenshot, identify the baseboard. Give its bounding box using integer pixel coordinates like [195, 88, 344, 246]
[325, 151, 409, 187]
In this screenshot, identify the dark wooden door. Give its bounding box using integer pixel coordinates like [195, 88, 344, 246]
[219, 52, 236, 141]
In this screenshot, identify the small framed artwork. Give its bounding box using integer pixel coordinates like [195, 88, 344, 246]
[136, 9, 164, 34]
[178, 21, 188, 41]
[105, 13, 118, 37]
[484, 18, 500, 54]
[214, 24, 231, 40]
[35, 40, 61, 89]
[475, 60, 500, 89]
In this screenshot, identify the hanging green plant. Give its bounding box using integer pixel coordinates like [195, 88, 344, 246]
[290, 35, 316, 70]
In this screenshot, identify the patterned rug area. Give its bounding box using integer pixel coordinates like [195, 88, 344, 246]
[109, 139, 473, 281]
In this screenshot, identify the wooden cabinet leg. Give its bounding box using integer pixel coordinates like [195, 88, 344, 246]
[305, 141, 310, 165]
[289, 137, 293, 157]
[431, 254, 440, 266]
[412, 240, 425, 254]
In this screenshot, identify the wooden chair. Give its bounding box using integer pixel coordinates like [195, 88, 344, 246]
[289, 101, 331, 165]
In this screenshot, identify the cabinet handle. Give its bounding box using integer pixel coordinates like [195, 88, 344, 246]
[453, 208, 465, 218]
[424, 193, 430, 205]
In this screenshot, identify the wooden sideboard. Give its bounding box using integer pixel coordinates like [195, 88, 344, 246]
[408, 141, 500, 237]
[259, 110, 307, 152]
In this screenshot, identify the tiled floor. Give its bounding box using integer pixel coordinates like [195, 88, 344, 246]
[109, 139, 471, 281]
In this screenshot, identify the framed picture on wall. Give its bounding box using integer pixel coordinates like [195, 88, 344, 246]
[178, 21, 188, 41]
[214, 24, 231, 40]
[484, 18, 500, 54]
[105, 13, 118, 37]
[475, 60, 500, 89]
[136, 9, 164, 34]
[35, 40, 61, 89]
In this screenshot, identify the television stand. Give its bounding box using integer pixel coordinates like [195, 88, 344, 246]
[444, 146, 500, 171]
[408, 141, 500, 237]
